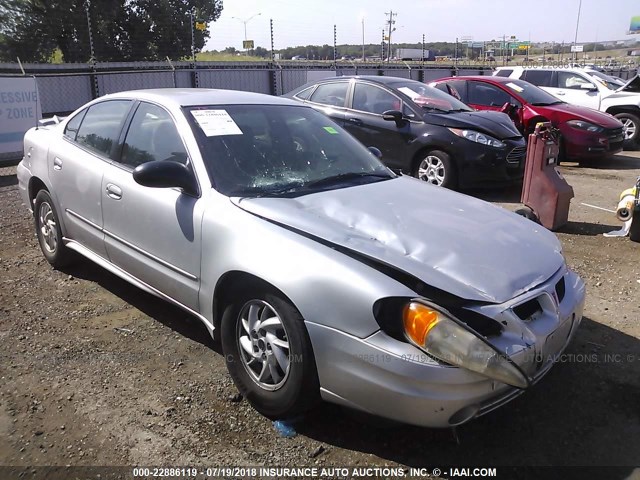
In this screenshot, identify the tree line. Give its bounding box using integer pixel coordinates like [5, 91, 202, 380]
[0, 0, 223, 62]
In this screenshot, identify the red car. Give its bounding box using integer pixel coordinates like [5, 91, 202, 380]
[429, 76, 624, 164]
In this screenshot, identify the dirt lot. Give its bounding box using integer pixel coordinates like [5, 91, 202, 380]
[0, 153, 639, 477]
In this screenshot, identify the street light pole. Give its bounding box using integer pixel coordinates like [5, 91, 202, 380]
[232, 13, 262, 55]
[573, 0, 582, 63]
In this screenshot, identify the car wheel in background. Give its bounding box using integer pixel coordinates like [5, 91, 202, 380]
[414, 150, 457, 189]
[221, 290, 320, 419]
[615, 112, 640, 149]
[34, 190, 72, 268]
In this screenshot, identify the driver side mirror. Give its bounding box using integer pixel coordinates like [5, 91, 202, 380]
[580, 82, 597, 91]
[133, 160, 199, 197]
[367, 146, 382, 159]
[500, 102, 518, 115]
[382, 110, 408, 127]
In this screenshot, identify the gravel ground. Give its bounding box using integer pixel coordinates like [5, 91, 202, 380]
[0, 154, 639, 477]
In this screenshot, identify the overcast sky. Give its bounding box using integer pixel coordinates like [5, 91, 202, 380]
[204, 0, 639, 51]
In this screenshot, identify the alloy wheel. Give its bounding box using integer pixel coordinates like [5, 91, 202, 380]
[237, 300, 291, 391]
[38, 201, 57, 253]
[418, 155, 446, 186]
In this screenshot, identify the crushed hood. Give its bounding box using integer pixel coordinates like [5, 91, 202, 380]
[616, 74, 640, 93]
[424, 110, 523, 140]
[232, 176, 564, 304]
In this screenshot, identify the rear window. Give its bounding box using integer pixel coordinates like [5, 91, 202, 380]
[495, 69, 513, 77]
[521, 70, 553, 87]
[76, 100, 132, 157]
[309, 82, 348, 107]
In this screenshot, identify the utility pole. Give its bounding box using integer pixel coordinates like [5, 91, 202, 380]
[422, 33, 425, 67]
[381, 29, 385, 61]
[384, 11, 397, 63]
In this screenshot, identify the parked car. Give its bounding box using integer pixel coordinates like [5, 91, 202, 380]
[494, 66, 640, 148]
[429, 76, 624, 164]
[17, 89, 585, 428]
[284, 76, 526, 189]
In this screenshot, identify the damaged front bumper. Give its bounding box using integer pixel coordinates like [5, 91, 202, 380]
[308, 267, 585, 428]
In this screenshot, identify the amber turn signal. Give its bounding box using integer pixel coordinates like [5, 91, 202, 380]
[403, 302, 440, 346]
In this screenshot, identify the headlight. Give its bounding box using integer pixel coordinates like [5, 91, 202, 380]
[448, 128, 506, 148]
[403, 301, 529, 388]
[566, 120, 604, 133]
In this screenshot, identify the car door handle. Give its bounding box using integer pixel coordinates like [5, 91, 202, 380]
[53, 157, 63, 170]
[347, 117, 363, 126]
[556, 91, 565, 96]
[105, 183, 122, 200]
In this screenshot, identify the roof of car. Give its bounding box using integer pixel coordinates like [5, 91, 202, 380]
[316, 75, 418, 85]
[100, 88, 299, 108]
[435, 76, 515, 84]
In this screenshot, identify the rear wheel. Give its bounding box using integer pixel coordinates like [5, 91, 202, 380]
[615, 112, 640, 150]
[221, 289, 320, 419]
[413, 150, 457, 189]
[34, 190, 72, 268]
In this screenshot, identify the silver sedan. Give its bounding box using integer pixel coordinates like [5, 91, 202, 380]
[17, 89, 585, 427]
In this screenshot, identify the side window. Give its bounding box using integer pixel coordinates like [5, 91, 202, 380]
[294, 86, 315, 100]
[120, 102, 188, 168]
[557, 72, 591, 89]
[468, 82, 512, 107]
[495, 69, 513, 77]
[63, 109, 87, 141]
[308, 82, 348, 107]
[76, 100, 132, 157]
[521, 70, 553, 87]
[446, 80, 468, 103]
[352, 83, 401, 114]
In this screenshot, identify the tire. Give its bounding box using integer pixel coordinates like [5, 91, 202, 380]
[413, 150, 457, 189]
[34, 190, 73, 268]
[221, 289, 320, 419]
[630, 210, 640, 243]
[614, 112, 640, 150]
[514, 207, 540, 224]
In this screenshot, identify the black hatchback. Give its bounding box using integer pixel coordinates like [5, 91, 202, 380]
[284, 76, 526, 189]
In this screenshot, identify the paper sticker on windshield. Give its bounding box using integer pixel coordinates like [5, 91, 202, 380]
[506, 82, 524, 93]
[398, 86, 419, 99]
[323, 126, 339, 134]
[191, 109, 243, 136]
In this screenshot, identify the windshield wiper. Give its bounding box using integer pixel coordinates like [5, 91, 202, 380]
[531, 101, 564, 106]
[252, 182, 305, 198]
[421, 106, 450, 113]
[304, 171, 392, 189]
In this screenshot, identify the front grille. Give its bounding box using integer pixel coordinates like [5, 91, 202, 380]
[506, 145, 527, 164]
[555, 276, 566, 303]
[606, 127, 625, 148]
[513, 298, 542, 321]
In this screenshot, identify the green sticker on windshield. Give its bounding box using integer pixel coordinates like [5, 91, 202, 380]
[323, 126, 339, 134]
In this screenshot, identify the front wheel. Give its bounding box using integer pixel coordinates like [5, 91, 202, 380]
[221, 290, 320, 419]
[34, 190, 73, 268]
[413, 150, 457, 189]
[615, 112, 640, 150]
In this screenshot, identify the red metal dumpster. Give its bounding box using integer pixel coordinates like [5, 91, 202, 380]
[520, 123, 574, 231]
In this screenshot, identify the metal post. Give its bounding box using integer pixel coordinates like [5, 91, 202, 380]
[84, 1, 98, 98]
[455, 37, 458, 68]
[361, 18, 365, 62]
[190, 9, 196, 64]
[381, 29, 385, 61]
[333, 24, 337, 67]
[422, 33, 425, 68]
[270, 18, 275, 62]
